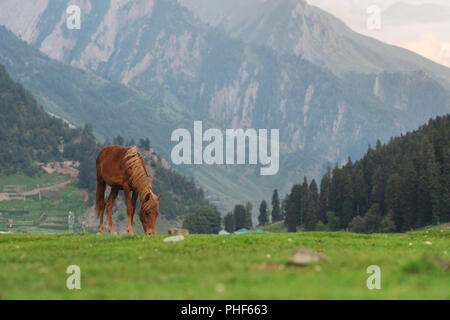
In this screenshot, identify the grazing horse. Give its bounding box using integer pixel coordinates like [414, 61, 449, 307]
[95, 145, 162, 235]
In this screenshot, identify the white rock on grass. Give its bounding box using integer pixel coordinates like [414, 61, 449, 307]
[288, 248, 328, 266]
[163, 235, 185, 242]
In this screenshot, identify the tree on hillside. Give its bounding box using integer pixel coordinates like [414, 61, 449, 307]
[380, 211, 396, 233]
[258, 200, 269, 226]
[401, 160, 418, 230]
[245, 202, 253, 229]
[286, 203, 297, 232]
[271, 189, 282, 222]
[234, 204, 248, 230]
[326, 211, 340, 231]
[224, 212, 235, 233]
[76, 124, 101, 199]
[353, 164, 369, 216]
[309, 179, 319, 203]
[113, 135, 125, 146]
[182, 206, 221, 234]
[305, 199, 318, 231]
[319, 165, 332, 222]
[138, 138, 151, 151]
[385, 173, 403, 231]
[299, 177, 310, 227]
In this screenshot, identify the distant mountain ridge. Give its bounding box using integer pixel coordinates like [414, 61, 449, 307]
[179, 0, 450, 88]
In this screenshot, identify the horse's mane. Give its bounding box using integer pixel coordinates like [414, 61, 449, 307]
[123, 146, 155, 211]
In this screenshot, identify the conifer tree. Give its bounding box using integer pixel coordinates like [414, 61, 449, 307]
[271, 189, 282, 222]
[286, 203, 297, 232]
[224, 212, 235, 233]
[245, 202, 253, 229]
[385, 173, 403, 231]
[258, 200, 269, 226]
[319, 166, 332, 222]
[233, 205, 247, 230]
[305, 199, 318, 231]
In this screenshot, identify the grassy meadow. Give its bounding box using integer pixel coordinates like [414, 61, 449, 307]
[0, 230, 448, 299]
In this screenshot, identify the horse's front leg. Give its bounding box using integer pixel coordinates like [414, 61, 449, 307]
[106, 187, 119, 234]
[130, 191, 138, 232]
[124, 186, 134, 235]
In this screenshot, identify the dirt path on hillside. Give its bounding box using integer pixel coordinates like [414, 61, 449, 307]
[0, 179, 76, 201]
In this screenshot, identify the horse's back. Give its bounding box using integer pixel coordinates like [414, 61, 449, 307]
[96, 145, 130, 185]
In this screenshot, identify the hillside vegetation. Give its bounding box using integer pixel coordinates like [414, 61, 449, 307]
[282, 115, 450, 233]
[0, 65, 216, 232]
[0, 64, 82, 175]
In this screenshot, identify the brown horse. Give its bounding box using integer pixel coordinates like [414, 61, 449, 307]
[95, 145, 162, 235]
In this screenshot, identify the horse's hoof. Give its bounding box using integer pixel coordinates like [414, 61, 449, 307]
[96, 231, 102, 235]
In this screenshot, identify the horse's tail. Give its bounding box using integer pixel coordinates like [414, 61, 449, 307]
[94, 179, 104, 218]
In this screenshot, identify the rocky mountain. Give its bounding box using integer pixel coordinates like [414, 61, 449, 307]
[0, 0, 449, 213]
[0, 26, 188, 151]
[179, 0, 450, 88]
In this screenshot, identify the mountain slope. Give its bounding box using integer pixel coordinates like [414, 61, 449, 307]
[0, 64, 216, 231]
[0, 26, 186, 151]
[179, 0, 450, 88]
[0, 64, 81, 175]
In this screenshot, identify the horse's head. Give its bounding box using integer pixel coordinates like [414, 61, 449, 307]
[140, 193, 162, 235]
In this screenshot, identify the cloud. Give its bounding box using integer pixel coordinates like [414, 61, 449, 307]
[402, 31, 450, 67]
[307, 0, 450, 67]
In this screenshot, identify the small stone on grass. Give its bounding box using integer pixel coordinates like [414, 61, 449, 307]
[163, 235, 185, 242]
[288, 248, 328, 266]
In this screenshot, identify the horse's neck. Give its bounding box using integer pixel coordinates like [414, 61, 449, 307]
[137, 182, 153, 203]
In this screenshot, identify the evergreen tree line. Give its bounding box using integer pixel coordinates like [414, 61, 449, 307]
[105, 135, 151, 151]
[280, 115, 450, 233]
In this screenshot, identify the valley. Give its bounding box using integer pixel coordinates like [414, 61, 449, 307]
[0, 0, 449, 214]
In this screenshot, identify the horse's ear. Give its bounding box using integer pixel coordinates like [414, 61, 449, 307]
[157, 194, 162, 201]
[145, 194, 151, 202]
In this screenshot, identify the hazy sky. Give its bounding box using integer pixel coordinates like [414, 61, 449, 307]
[307, 0, 450, 68]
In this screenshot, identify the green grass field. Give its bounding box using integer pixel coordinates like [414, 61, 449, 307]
[0, 230, 448, 299]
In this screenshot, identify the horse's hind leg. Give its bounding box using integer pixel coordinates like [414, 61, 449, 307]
[96, 179, 106, 234]
[106, 187, 119, 234]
